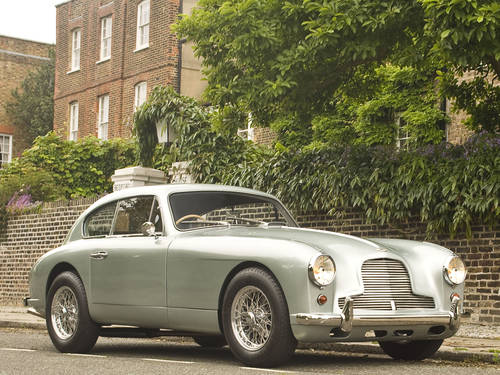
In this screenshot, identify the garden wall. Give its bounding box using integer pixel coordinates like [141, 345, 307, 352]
[0, 197, 498, 325]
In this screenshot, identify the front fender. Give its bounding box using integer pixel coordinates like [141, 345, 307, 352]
[166, 235, 331, 316]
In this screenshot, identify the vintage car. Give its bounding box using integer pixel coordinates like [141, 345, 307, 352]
[24, 184, 466, 367]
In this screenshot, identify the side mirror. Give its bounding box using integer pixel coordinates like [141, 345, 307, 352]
[141, 222, 156, 236]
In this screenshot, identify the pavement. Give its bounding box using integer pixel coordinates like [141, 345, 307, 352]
[1, 305, 499, 364]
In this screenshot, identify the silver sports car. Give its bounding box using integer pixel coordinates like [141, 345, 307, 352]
[24, 184, 466, 367]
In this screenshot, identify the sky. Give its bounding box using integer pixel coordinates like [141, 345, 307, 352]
[0, 0, 60, 44]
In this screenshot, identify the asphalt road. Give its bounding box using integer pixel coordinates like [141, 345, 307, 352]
[0, 328, 498, 375]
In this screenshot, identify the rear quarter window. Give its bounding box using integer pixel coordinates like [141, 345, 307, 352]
[84, 202, 117, 237]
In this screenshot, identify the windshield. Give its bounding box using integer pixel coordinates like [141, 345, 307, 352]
[169, 191, 297, 231]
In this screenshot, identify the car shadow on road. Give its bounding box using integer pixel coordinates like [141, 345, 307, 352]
[89, 338, 397, 369]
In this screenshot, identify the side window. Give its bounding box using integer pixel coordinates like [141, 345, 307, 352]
[84, 202, 117, 237]
[150, 198, 163, 233]
[112, 196, 154, 235]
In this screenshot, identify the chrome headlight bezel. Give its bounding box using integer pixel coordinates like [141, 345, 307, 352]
[308, 254, 336, 287]
[443, 255, 467, 285]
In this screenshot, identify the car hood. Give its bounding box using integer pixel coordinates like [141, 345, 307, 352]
[180, 225, 453, 260]
[176, 225, 454, 298]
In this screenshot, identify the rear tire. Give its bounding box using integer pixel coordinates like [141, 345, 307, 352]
[379, 339, 443, 360]
[193, 335, 227, 348]
[46, 271, 99, 353]
[222, 267, 296, 367]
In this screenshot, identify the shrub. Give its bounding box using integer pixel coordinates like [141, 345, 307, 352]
[0, 132, 135, 200]
[0, 133, 135, 236]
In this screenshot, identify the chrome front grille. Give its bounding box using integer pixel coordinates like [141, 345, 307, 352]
[338, 258, 435, 311]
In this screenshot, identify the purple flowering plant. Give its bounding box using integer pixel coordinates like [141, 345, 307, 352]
[5, 186, 39, 214]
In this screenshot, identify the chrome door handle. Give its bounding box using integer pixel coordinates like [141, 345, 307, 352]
[90, 251, 108, 260]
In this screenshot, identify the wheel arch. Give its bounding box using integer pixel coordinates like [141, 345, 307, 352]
[217, 261, 288, 334]
[46, 262, 81, 297]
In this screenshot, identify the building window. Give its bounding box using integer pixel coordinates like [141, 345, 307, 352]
[100, 16, 112, 61]
[396, 113, 410, 151]
[98, 94, 109, 140]
[237, 113, 255, 141]
[69, 102, 79, 141]
[71, 28, 81, 70]
[136, 0, 150, 50]
[0, 134, 12, 167]
[134, 81, 147, 111]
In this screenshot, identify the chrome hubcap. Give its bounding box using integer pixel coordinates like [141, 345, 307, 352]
[231, 286, 272, 351]
[51, 286, 78, 340]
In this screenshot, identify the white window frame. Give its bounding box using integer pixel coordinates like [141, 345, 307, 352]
[0, 134, 13, 167]
[99, 16, 112, 61]
[69, 102, 79, 141]
[237, 113, 255, 141]
[134, 81, 147, 111]
[71, 28, 81, 71]
[396, 113, 410, 151]
[98, 94, 109, 140]
[136, 0, 150, 51]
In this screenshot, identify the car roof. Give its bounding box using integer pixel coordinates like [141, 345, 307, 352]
[88, 184, 277, 208]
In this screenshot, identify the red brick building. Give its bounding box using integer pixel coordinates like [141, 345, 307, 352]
[54, 0, 204, 140]
[0, 35, 52, 166]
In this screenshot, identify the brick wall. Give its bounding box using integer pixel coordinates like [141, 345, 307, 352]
[1, 197, 497, 325]
[54, 0, 180, 140]
[0, 197, 98, 303]
[253, 127, 277, 146]
[0, 35, 52, 159]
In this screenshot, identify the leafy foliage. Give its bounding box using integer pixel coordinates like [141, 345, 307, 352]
[0, 168, 64, 237]
[197, 133, 499, 237]
[175, 0, 500, 138]
[134, 89, 499, 237]
[422, 0, 500, 76]
[4, 49, 55, 143]
[422, 0, 500, 133]
[300, 65, 447, 150]
[440, 71, 500, 133]
[0, 132, 135, 200]
[133, 86, 212, 167]
[133, 86, 255, 173]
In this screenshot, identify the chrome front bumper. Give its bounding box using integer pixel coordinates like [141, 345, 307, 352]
[295, 296, 462, 334]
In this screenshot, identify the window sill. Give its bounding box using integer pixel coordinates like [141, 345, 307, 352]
[133, 45, 149, 53]
[67, 68, 80, 75]
[96, 57, 111, 65]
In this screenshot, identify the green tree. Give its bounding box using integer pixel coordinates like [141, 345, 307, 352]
[422, 0, 500, 133]
[275, 64, 447, 149]
[4, 48, 55, 143]
[175, 0, 500, 138]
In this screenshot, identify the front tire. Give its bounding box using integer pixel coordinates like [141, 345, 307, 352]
[222, 267, 296, 367]
[379, 339, 443, 360]
[46, 271, 99, 353]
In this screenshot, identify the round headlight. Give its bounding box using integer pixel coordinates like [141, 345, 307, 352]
[308, 255, 336, 287]
[443, 256, 467, 285]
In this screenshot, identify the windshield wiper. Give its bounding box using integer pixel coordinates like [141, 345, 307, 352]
[198, 219, 230, 226]
[227, 215, 267, 227]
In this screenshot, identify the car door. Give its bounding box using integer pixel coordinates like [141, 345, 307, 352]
[89, 196, 169, 328]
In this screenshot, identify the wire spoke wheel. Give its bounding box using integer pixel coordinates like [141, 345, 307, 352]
[51, 286, 79, 340]
[223, 268, 296, 367]
[231, 286, 272, 351]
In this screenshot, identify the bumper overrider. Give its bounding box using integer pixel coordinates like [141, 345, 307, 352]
[294, 295, 462, 333]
